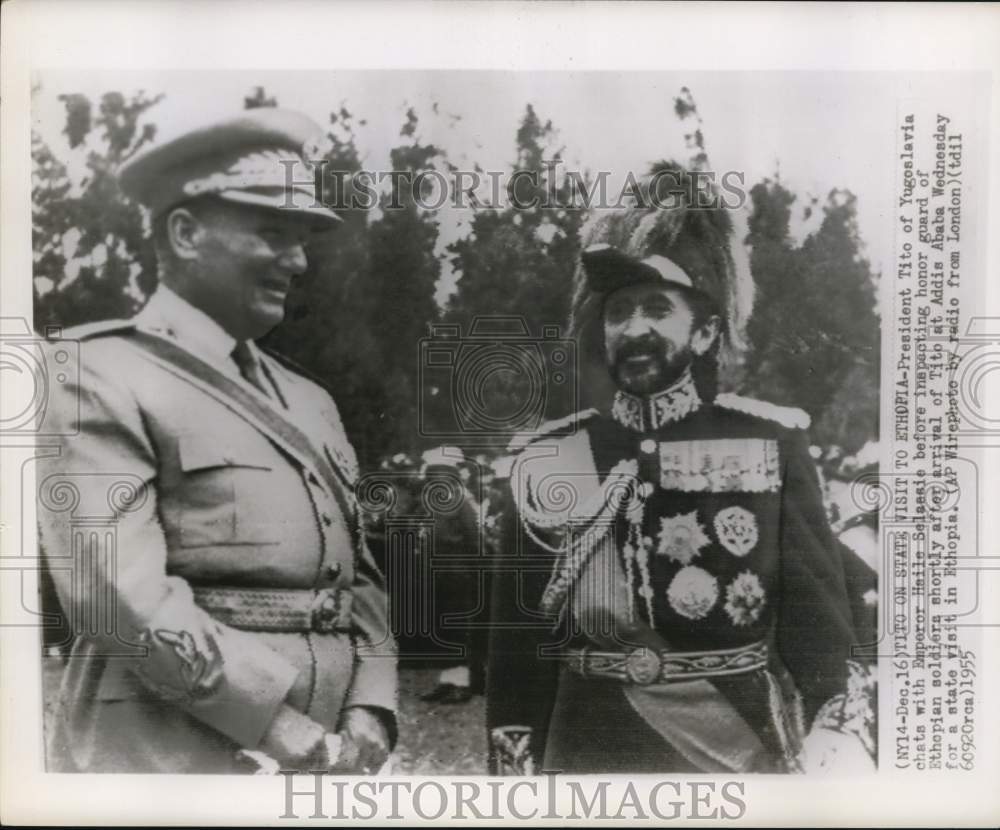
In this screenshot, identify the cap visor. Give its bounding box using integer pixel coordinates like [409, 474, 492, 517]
[217, 188, 342, 226]
[581, 246, 667, 293]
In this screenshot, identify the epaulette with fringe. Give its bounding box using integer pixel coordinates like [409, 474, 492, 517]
[715, 393, 810, 430]
[506, 409, 599, 454]
[58, 319, 136, 341]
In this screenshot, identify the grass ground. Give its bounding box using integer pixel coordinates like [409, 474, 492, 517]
[393, 665, 486, 775]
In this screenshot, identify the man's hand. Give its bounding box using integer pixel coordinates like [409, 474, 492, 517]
[258, 704, 327, 771]
[799, 727, 875, 774]
[333, 706, 390, 774]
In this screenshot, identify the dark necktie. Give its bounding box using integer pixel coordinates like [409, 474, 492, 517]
[231, 341, 271, 398]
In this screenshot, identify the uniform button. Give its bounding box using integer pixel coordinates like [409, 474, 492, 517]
[307, 472, 320, 486]
[640, 439, 657, 454]
[321, 513, 333, 527]
[325, 563, 342, 580]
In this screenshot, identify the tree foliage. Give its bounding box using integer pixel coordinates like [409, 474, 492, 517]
[33, 90, 162, 329]
[743, 179, 880, 452]
[32, 86, 880, 465]
[436, 105, 586, 449]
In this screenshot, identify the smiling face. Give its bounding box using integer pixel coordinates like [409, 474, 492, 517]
[166, 198, 321, 340]
[603, 282, 720, 396]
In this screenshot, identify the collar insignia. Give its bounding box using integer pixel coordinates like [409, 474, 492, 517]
[611, 369, 701, 432]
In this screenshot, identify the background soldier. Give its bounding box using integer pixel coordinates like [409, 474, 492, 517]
[417, 448, 486, 704]
[487, 168, 875, 775]
[37, 108, 396, 774]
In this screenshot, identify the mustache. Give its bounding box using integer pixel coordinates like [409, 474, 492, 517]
[615, 336, 668, 362]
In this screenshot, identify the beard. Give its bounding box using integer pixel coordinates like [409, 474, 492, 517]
[610, 335, 694, 396]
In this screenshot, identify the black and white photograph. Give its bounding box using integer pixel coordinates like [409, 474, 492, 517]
[1, 1, 999, 826]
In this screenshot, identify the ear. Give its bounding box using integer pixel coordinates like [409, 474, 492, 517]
[165, 207, 204, 261]
[690, 314, 721, 356]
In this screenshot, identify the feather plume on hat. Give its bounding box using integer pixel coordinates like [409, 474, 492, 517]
[568, 161, 754, 372]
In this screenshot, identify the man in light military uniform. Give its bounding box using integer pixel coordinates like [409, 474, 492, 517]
[37, 108, 396, 773]
[487, 172, 874, 774]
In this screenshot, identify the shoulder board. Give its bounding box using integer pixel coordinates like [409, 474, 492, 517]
[715, 393, 810, 430]
[507, 408, 599, 454]
[59, 319, 136, 341]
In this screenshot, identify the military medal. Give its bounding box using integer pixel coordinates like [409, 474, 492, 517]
[713, 505, 759, 557]
[724, 570, 766, 626]
[656, 511, 711, 564]
[666, 565, 719, 619]
[658, 439, 781, 492]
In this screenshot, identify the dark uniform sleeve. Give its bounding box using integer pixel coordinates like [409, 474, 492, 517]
[838, 538, 878, 650]
[485, 488, 560, 775]
[775, 428, 857, 725]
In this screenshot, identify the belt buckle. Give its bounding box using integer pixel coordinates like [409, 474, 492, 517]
[625, 648, 661, 685]
[309, 588, 342, 633]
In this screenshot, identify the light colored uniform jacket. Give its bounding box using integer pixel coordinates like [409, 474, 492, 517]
[38, 289, 396, 773]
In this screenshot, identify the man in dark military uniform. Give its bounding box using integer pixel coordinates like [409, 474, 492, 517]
[37, 108, 396, 774]
[487, 179, 874, 775]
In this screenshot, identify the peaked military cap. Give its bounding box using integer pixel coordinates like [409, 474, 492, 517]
[117, 107, 341, 226]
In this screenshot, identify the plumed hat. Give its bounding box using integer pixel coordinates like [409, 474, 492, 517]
[569, 162, 753, 364]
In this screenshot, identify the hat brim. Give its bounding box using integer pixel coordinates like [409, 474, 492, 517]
[216, 189, 342, 227]
[582, 246, 687, 294]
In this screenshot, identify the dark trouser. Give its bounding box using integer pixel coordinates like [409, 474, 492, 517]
[432, 568, 488, 677]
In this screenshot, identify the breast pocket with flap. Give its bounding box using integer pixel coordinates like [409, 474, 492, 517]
[176, 433, 279, 548]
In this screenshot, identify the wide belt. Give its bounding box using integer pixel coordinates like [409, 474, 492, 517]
[563, 641, 768, 685]
[191, 586, 353, 634]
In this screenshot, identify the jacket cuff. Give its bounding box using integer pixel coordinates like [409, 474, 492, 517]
[343, 654, 398, 735]
[182, 628, 300, 749]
